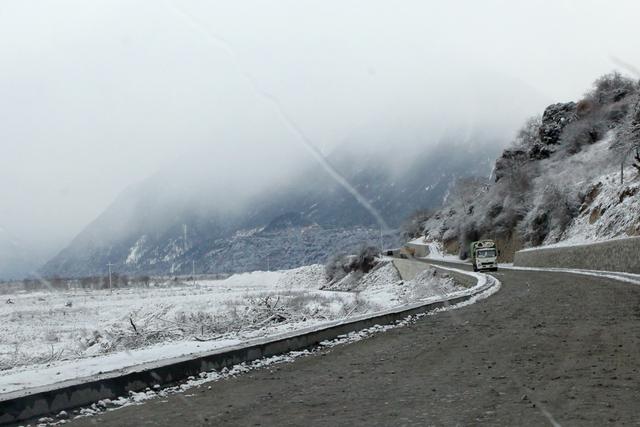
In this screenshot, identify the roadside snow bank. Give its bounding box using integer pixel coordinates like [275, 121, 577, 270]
[1, 260, 467, 394]
[357, 263, 463, 307]
[423, 241, 467, 263]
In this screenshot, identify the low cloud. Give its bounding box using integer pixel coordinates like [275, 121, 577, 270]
[0, 0, 638, 259]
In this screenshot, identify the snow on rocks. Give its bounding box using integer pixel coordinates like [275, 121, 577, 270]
[355, 263, 464, 307]
[354, 262, 403, 290]
[275, 264, 327, 290]
[403, 268, 462, 299]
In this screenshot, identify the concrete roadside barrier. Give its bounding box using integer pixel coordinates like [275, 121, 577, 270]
[514, 236, 640, 274]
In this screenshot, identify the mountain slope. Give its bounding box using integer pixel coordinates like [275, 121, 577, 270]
[41, 136, 503, 278]
[418, 72, 640, 259]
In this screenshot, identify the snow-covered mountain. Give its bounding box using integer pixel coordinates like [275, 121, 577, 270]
[40, 136, 504, 278]
[417, 72, 640, 259]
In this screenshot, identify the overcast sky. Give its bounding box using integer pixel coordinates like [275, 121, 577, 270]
[1, 0, 639, 256]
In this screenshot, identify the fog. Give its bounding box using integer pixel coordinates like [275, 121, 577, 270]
[1, 0, 639, 267]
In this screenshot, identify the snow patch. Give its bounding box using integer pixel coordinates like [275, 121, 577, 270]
[125, 235, 148, 265]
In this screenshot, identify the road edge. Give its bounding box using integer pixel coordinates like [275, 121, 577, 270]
[0, 263, 498, 425]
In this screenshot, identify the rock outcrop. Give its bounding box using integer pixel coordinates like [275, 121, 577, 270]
[539, 102, 577, 145]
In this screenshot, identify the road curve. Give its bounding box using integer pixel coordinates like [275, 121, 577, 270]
[70, 261, 640, 426]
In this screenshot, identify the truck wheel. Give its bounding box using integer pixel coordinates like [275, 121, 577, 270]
[472, 265, 478, 272]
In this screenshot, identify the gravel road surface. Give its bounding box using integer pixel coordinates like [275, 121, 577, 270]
[70, 260, 640, 426]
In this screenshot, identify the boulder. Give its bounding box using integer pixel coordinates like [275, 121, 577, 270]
[527, 142, 553, 160]
[539, 102, 577, 145]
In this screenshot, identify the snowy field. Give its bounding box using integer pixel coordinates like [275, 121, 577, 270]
[0, 261, 463, 394]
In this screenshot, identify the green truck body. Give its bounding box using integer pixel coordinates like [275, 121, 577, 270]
[470, 240, 498, 272]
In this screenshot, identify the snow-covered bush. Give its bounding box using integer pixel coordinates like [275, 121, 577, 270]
[515, 115, 542, 147]
[519, 183, 578, 245]
[586, 72, 638, 105]
[415, 72, 640, 256]
[560, 112, 604, 155]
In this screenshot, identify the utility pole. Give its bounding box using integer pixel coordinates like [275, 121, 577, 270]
[266, 255, 270, 271]
[107, 262, 113, 294]
[192, 260, 195, 286]
[379, 227, 384, 254]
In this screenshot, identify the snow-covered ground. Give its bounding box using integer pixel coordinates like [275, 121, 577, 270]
[35, 269, 499, 425]
[422, 241, 467, 263]
[0, 261, 464, 394]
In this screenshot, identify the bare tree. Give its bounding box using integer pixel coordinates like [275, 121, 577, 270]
[587, 72, 637, 104]
[515, 115, 542, 146]
[633, 147, 640, 175]
[449, 177, 489, 214]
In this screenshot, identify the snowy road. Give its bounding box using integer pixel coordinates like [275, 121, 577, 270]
[68, 260, 640, 426]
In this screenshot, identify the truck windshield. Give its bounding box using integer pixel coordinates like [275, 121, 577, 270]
[477, 249, 496, 258]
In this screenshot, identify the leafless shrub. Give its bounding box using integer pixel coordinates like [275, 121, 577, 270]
[449, 176, 490, 214]
[586, 72, 637, 105]
[560, 115, 603, 155]
[515, 115, 542, 147]
[519, 184, 578, 245]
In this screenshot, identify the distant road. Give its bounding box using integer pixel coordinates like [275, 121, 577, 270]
[71, 260, 640, 426]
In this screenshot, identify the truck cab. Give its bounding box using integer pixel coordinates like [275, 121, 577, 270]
[470, 240, 498, 272]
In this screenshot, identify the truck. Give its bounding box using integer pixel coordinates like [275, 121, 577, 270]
[470, 240, 498, 272]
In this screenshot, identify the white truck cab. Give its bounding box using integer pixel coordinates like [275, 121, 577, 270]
[470, 240, 498, 272]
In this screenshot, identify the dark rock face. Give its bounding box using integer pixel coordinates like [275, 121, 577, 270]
[527, 142, 552, 160]
[539, 102, 577, 145]
[494, 101, 580, 181]
[493, 148, 527, 182]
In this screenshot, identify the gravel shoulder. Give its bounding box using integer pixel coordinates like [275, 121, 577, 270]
[70, 261, 640, 426]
